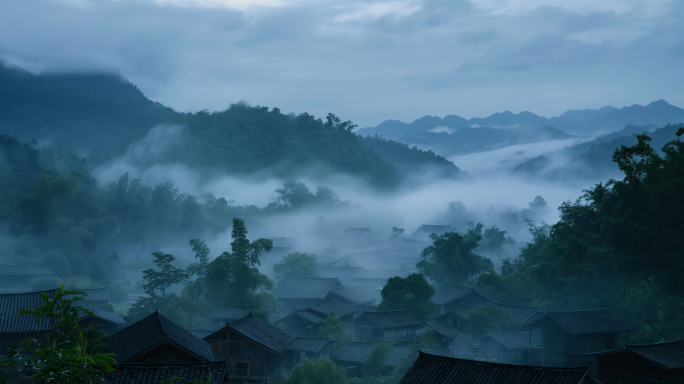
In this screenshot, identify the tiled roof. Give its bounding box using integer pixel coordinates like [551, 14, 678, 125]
[103, 361, 227, 384]
[480, 330, 542, 349]
[273, 277, 342, 299]
[286, 337, 333, 353]
[587, 339, 684, 371]
[103, 269, 145, 286]
[432, 284, 486, 305]
[490, 302, 540, 324]
[0, 289, 58, 333]
[412, 225, 452, 237]
[428, 323, 465, 341]
[211, 313, 296, 354]
[519, 310, 546, 326]
[204, 305, 259, 321]
[356, 270, 414, 279]
[79, 309, 126, 325]
[66, 288, 111, 302]
[333, 342, 412, 367]
[292, 310, 327, 325]
[352, 310, 421, 329]
[317, 266, 362, 278]
[308, 300, 360, 319]
[399, 352, 591, 384]
[341, 228, 373, 236]
[107, 311, 214, 363]
[328, 286, 376, 305]
[0, 264, 53, 276]
[522, 308, 632, 335]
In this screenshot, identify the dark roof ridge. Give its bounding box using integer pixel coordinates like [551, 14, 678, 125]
[490, 300, 539, 309]
[227, 312, 254, 324]
[415, 350, 589, 370]
[116, 361, 226, 367]
[155, 309, 168, 336]
[0, 288, 59, 296]
[627, 338, 684, 347]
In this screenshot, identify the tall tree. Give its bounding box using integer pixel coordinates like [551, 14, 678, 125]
[377, 273, 435, 323]
[273, 252, 318, 282]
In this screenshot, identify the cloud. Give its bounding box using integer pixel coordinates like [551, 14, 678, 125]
[0, 0, 682, 125]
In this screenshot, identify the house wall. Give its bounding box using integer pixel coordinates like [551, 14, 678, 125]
[536, 317, 620, 368]
[206, 328, 283, 381]
[352, 317, 381, 341]
[382, 326, 417, 342]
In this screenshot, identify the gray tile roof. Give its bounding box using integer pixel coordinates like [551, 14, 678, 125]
[0, 264, 53, 276]
[209, 313, 296, 354]
[273, 277, 342, 299]
[587, 339, 684, 371]
[108, 311, 214, 363]
[432, 284, 485, 305]
[352, 310, 422, 329]
[522, 308, 631, 335]
[480, 330, 542, 350]
[333, 342, 412, 367]
[317, 266, 363, 278]
[292, 310, 327, 325]
[103, 361, 227, 384]
[490, 302, 540, 324]
[204, 305, 259, 321]
[79, 309, 126, 325]
[399, 352, 591, 384]
[0, 289, 58, 333]
[356, 270, 414, 279]
[308, 300, 360, 319]
[287, 337, 333, 353]
[328, 286, 376, 305]
[428, 323, 465, 341]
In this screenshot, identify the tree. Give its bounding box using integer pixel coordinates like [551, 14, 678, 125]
[201, 218, 274, 306]
[0, 286, 117, 384]
[362, 339, 395, 379]
[417, 223, 493, 285]
[390, 227, 405, 238]
[612, 134, 660, 188]
[377, 273, 435, 323]
[316, 313, 354, 351]
[283, 357, 346, 384]
[127, 252, 193, 325]
[273, 252, 318, 282]
[467, 305, 520, 338]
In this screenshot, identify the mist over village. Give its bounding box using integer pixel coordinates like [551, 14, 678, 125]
[0, 1, 683, 383]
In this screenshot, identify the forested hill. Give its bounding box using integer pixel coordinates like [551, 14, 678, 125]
[0, 62, 464, 189]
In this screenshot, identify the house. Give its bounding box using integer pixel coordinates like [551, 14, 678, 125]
[205, 304, 261, 323]
[332, 342, 412, 378]
[286, 337, 335, 364]
[107, 310, 215, 363]
[273, 277, 375, 313]
[103, 361, 228, 384]
[490, 301, 541, 329]
[203, 313, 298, 383]
[431, 284, 491, 316]
[427, 323, 476, 358]
[519, 307, 632, 367]
[398, 352, 600, 384]
[330, 249, 420, 270]
[0, 264, 53, 287]
[585, 339, 684, 384]
[480, 330, 542, 364]
[348, 310, 422, 342]
[432, 301, 540, 331]
[411, 225, 451, 240]
[277, 300, 360, 337]
[78, 309, 126, 334]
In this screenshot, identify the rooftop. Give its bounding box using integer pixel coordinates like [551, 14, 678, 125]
[490, 301, 540, 324]
[79, 309, 126, 326]
[333, 342, 412, 367]
[209, 313, 296, 354]
[328, 286, 376, 305]
[286, 337, 333, 353]
[521, 307, 632, 335]
[273, 276, 343, 299]
[587, 339, 684, 371]
[432, 284, 487, 305]
[204, 304, 260, 321]
[107, 310, 214, 363]
[352, 310, 422, 329]
[308, 300, 360, 319]
[398, 352, 593, 384]
[0, 264, 53, 276]
[103, 361, 227, 384]
[0, 289, 58, 333]
[480, 330, 542, 349]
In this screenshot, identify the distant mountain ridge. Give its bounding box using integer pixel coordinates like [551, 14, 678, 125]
[358, 101, 684, 140]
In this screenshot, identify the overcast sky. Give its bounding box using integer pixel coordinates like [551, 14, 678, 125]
[1, 0, 683, 126]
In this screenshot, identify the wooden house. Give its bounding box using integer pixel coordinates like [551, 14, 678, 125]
[78, 309, 126, 334]
[273, 277, 375, 314]
[0, 264, 53, 287]
[585, 339, 684, 384]
[277, 300, 360, 337]
[103, 361, 228, 384]
[286, 337, 335, 364]
[107, 310, 215, 363]
[432, 301, 540, 331]
[519, 307, 632, 367]
[427, 323, 476, 358]
[348, 310, 422, 342]
[431, 284, 491, 316]
[411, 225, 452, 240]
[205, 304, 260, 323]
[398, 352, 600, 384]
[480, 330, 542, 364]
[332, 342, 412, 378]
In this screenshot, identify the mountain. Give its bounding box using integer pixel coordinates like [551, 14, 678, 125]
[0, 61, 464, 189]
[518, 125, 574, 144]
[579, 100, 684, 134]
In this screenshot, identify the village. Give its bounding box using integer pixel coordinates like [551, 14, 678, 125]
[1, 224, 681, 384]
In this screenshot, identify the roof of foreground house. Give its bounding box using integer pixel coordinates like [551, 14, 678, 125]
[103, 361, 227, 384]
[107, 310, 214, 363]
[0, 289, 59, 333]
[586, 339, 684, 370]
[398, 352, 595, 384]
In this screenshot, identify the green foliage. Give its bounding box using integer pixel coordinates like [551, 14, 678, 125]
[284, 357, 346, 384]
[417, 223, 494, 285]
[127, 252, 193, 325]
[476, 130, 684, 343]
[466, 305, 518, 337]
[390, 227, 405, 238]
[316, 313, 355, 350]
[273, 252, 318, 282]
[0, 286, 117, 384]
[377, 273, 435, 323]
[362, 339, 395, 379]
[267, 181, 351, 212]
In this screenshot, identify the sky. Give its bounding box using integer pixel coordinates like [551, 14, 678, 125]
[1, 0, 683, 127]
